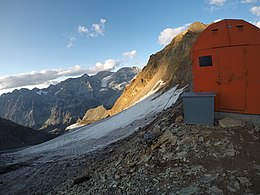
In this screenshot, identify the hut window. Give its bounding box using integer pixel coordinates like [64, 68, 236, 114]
[199, 56, 212, 67]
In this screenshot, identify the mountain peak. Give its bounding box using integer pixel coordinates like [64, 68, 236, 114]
[188, 22, 208, 33]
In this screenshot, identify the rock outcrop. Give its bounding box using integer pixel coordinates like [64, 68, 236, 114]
[0, 67, 140, 132]
[79, 105, 110, 125]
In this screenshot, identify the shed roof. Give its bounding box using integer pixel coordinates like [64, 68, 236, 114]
[192, 19, 260, 51]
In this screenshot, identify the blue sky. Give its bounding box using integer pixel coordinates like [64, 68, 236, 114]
[0, 0, 259, 94]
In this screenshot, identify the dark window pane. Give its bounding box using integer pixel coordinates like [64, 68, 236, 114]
[199, 56, 212, 67]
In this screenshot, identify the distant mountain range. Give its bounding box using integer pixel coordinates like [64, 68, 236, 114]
[0, 67, 140, 133]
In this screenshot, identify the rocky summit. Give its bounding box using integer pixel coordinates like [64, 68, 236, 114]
[0, 67, 140, 133]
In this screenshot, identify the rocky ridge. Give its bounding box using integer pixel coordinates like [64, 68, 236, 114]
[0, 67, 140, 132]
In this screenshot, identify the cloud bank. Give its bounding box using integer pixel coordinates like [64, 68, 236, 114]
[158, 24, 190, 46]
[0, 59, 120, 91]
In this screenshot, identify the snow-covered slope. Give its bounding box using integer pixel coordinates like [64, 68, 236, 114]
[14, 86, 184, 158]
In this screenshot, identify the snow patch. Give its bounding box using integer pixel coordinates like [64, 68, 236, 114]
[65, 123, 85, 131]
[101, 75, 112, 88]
[36, 90, 48, 95]
[99, 88, 108, 92]
[111, 82, 127, 90]
[137, 80, 165, 103]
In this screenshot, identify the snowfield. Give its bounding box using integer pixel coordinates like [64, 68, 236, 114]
[11, 86, 184, 159]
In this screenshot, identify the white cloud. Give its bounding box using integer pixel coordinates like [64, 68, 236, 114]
[158, 24, 190, 46]
[91, 18, 106, 36]
[67, 36, 76, 48]
[0, 60, 120, 92]
[250, 6, 260, 16]
[241, 0, 258, 3]
[88, 59, 120, 74]
[208, 0, 226, 6]
[252, 20, 260, 28]
[123, 50, 137, 59]
[77, 18, 106, 37]
[78, 25, 89, 34]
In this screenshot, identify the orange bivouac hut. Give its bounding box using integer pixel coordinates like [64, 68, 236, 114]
[192, 19, 260, 114]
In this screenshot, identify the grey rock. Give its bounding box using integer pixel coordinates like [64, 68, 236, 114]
[200, 173, 218, 183]
[177, 186, 198, 195]
[152, 125, 161, 134]
[253, 164, 260, 171]
[206, 186, 223, 195]
[171, 127, 180, 134]
[237, 177, 252, 187]
[198, 136, 204, 142]
[177, 129, 187, 137]
[226, 186, 237, 192]
[233, 181, 240, 190]
[158, 129, 177, 145]
[191, 128, 199, 134]
[143, 132, 156, 143]
[186, 165, 205, 175]
[175, 115, 183, 124]
[224, 148, 235, 157]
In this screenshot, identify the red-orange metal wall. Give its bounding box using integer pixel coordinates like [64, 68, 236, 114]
[192, 19, 260, 114]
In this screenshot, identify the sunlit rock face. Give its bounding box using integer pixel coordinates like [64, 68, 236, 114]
[110, 22, 207, 115]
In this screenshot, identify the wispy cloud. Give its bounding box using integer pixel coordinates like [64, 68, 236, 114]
[158, 23, 190, 46]
[67, 18, 106, 48]
[0, 59, 120, 92]
[77, 18, 106, 37]
[241, 0, 259, 3]
[123, 50, 137, 59]
[78, 25, 89, 34]
[250, 6, 260, 16]
[91, 18, 106, 37]
[205, 0, 228, 11]
[208, 0, 226, 6]
[67, 36, 76, 48]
